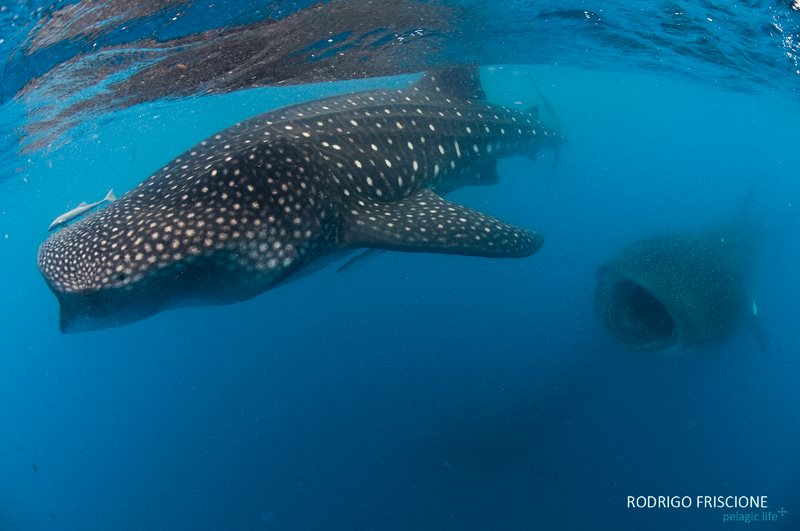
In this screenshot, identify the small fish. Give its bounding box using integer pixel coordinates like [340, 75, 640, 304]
[32, 464, 38, 472]
[48, 189, 116, 231]
[752, 300, 758, 316]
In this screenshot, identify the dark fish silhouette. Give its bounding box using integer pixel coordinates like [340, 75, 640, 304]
[595, 200, 763, 352]
[38, 66, 564, 332]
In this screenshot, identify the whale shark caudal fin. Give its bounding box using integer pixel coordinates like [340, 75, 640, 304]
[531, 83, 563, 191]
[340, 189, 543, 258]
[546, 144, 562, 192]
[412, 65, 486, 101]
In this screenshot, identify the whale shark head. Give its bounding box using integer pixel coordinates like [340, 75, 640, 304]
[38, 200, 302, 333]
[38, 138, 326, 333]
[40, 224, 290, 333]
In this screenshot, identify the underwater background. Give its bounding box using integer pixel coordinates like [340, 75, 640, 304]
[1, 1, 800, 529]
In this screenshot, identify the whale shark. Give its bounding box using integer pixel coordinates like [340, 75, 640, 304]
[38, 66, 564, 332]
[595, 207, 762, 352]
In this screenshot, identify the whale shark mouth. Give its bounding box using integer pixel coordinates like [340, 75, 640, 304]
[596, 273, 678, 351]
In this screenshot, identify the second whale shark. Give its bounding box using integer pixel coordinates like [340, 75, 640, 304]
[38, 66, 564, 332]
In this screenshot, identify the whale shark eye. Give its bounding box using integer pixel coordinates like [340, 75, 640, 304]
[116, 273, 127, 282]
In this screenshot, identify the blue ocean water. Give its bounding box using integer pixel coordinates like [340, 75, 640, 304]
[2, 2, 800, 530]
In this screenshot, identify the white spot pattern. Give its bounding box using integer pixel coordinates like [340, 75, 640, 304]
[38, 69, 563, 329]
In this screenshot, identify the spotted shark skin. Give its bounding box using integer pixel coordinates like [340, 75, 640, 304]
[38, 67, 565, 332]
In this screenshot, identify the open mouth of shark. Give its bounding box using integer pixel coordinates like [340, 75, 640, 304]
[599, 277, 678, 351]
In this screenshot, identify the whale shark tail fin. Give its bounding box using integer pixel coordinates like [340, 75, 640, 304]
[546, 143, 562, 192]
[531, 83, 563, 191]
[532, 82, 561, 132]
[521, 135, 563, 192]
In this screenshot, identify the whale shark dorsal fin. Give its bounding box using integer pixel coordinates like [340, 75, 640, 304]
[413, 66, 486, 101]
[341, 189, 542, 258]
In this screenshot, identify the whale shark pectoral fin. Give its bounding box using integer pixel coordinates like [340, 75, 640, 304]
[341, 189, 543, 258]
